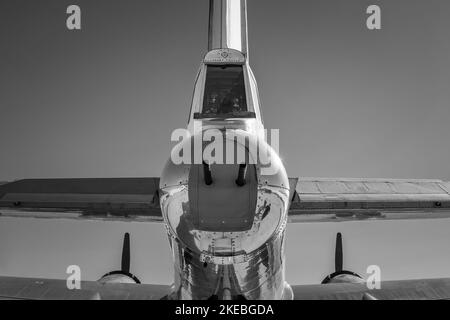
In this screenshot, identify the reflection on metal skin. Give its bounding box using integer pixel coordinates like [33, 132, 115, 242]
[98, 273, 140, 284]
[159, 0, 291, 299]
[208, 0, 248, 55]
[160, 130, 291, 299]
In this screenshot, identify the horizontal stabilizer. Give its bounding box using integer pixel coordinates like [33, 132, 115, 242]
[0, 178, 162, 221]
[1, 177, 450, 223]
[289, 178, 450, 222]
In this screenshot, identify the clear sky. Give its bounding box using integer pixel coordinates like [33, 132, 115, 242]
[0, 0, 450, 287]
[2, 217, 450, 285]
[0, 0, 449, 181]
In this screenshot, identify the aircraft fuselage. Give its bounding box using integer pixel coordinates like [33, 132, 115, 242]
[159, 0, 292, 300]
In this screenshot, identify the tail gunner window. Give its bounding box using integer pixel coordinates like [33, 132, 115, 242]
[201, 65, 251, 118]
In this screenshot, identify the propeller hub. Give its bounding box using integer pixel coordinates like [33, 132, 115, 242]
[98, 232, 141, 284]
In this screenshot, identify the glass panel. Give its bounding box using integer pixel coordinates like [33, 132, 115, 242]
[202, 65, 249, 118]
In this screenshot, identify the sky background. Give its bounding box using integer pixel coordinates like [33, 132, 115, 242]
[1, 0, 450, 287]
[0, 0, 449, 181]
[2, 217, 450, 286]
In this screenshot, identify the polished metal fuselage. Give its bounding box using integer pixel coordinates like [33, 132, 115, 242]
[167, 216, 287, 300]
[159, 130, 291, 299]
[159, 0, 292, 300]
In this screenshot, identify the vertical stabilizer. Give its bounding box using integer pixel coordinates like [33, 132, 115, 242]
[208, 0, 248, 56]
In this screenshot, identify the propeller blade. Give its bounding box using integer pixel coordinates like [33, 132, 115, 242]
[362, 293, 378, 300]
[335, 232, 343, 272]
[121, 232, 131, 274]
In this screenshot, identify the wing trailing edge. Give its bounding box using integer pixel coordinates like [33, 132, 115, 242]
[1, 177, 449, 223]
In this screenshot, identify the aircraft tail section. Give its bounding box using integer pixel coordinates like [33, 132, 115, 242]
[208, 0, 248, 55]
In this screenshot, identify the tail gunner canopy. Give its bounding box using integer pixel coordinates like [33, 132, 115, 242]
[201, 65, 249, 118]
